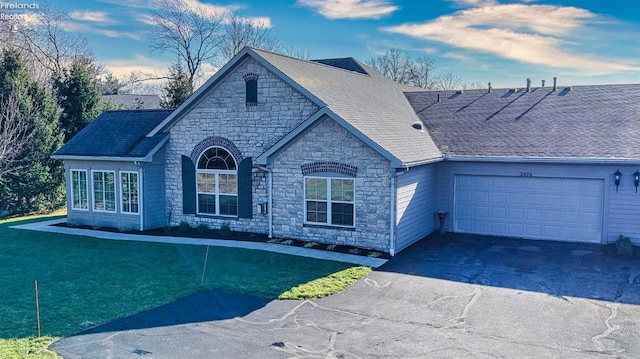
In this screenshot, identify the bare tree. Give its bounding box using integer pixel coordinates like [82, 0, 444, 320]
[462, 81, 485, 90]
[367, 48, 411, 84]
[148, 0, 224, 88]
[280, 44, 313, 60]
[433, 72, 463, 91]
[407, 56, 436, 89]
[0, 92, 38, 181]
[11, 4, 93, 79]
[219, 14, 280, 62]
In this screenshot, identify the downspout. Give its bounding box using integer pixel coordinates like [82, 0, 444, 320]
[389, 174, 396, 256]
[259, 165, 273, 238]
[135, 161, 144, 231]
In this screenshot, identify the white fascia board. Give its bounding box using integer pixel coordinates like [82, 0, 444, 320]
[256, 107, 404, 168]
[444, 155, 640, 164]
[142, 134, 170, 162]
[50, 155, 149, 162]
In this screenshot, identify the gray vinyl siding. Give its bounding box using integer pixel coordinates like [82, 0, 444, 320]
[436, 161, 640, 245]
[64, 160, 142, 231]
[395, 164, 438, 251]
[142, 148, 166, 229]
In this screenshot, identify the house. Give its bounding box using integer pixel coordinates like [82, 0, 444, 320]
[52, 47, 640, 255]
[103, 94, 162, 110]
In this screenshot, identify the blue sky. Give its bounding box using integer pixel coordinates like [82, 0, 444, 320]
[35, 0, 640, 88]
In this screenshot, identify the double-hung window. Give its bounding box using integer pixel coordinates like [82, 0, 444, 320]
[305, 177, 354, 227]
[120, 171, 139, 214]
[93, 171, 116, 212]
[71, 170, 88, 210]
[196, 147, 238, 216]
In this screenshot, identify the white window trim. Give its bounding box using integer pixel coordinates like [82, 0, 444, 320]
[303, 175, 356, 228]
[120, 171, 140, 215]
[91, 170, 117, 213]
[196, 170, 238, 217]
[70, 169, 89, 211]
[195, 147, 238, 217]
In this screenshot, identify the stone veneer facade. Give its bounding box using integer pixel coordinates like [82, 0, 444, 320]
[272, 116, 392, 252]
[165, 57, 319, 233]
[164, 57, 393, 252]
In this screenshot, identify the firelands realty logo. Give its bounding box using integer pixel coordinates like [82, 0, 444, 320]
[1, 2, 39, 31]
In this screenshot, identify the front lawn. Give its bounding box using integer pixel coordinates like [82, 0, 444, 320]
[0, 212, 365, 343]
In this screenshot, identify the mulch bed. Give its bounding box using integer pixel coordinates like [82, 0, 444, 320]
[53, 222, 391, 260]
[601, 243, 640, 260]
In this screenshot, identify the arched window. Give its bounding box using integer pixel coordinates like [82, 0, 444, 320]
[196, 147, 238, 216]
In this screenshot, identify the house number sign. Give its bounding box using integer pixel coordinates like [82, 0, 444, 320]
[520, 172, 533, 177]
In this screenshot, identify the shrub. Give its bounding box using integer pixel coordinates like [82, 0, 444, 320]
[219, 222, 231, 238]
[616, 235, 634, 257]
[196, 223, 209, 235]
[177, 220, 191, 233]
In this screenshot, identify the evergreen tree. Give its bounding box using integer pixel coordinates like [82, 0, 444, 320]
[55, 57, 103, 142]
[161, 62, 192, 108]
[0, 48, 64, 215]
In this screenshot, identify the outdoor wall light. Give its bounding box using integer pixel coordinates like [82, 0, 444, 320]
[634, 170, 640, 193]
[614, 170, 622, 192]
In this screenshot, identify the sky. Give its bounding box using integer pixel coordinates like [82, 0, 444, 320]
[6, 0, 640, 89]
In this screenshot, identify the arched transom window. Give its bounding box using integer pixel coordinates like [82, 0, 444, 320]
[196, 147, 238, 216]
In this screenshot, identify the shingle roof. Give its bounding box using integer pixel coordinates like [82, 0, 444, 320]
[53, 109, 173, 160]
[252, 49, 442, 166]
[406, 84, 640, 159]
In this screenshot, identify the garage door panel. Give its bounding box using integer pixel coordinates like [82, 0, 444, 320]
[507, 208, 524, 219]
[455, 175, 603, 243]
[526, 209, 542, 221]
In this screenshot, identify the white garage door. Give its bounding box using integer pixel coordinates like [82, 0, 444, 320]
[454, 175, 604, 243]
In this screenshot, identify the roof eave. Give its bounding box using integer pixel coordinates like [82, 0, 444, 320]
[50, 155, 150, 162]
[256, 107, 404, 168]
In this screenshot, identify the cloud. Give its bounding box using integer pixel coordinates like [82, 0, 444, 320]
[70, 11, 113, 23]
[384, 3, 640, 74]
[103, 55, 169, 77]
[61, 21, 142, 41]
[297, 0, 398, 19]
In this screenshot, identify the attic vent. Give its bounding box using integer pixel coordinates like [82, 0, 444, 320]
[456, 90, 464, 95]
[412, 122, 423, 131]
[509, 88, 518, 93]
[564, 86, 573, 91]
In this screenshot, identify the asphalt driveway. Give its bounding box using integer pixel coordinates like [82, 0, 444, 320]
[52, 233, 640, 358]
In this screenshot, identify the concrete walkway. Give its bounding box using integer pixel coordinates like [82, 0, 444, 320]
[11, 219, 387, 268]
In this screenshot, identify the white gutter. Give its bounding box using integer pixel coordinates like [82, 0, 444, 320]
[444, 155, 640, 165]
[138, 164, 144, 231]
[395, 156, 443, 169]
[51, 155, 150, 162]
[389, 174, 396, 256]
[259, 165, 273, 238]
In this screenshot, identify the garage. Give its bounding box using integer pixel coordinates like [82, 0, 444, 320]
[454, 175, 604, 243]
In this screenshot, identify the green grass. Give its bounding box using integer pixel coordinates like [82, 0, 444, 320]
[0, 337, 59, 359]
[279, 266, 372, 299]
[0, 212, 364, 342]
